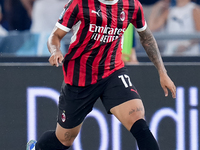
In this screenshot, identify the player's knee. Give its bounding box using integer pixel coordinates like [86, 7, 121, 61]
[56, 130, 78, 147]
[135, 110, 145, 119]
[58, 137, 75, 147]
[126, 111, 145, 128]
[56, 123, 81, 147]
[36, 131, 70, 150]
[55, 131, 74, 147]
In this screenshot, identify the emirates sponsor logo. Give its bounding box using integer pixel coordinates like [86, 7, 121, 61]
[89, 24, 126, 43]
[91, 34, 119, 43]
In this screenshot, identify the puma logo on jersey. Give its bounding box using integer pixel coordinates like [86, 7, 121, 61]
[91, 10, 101, 17]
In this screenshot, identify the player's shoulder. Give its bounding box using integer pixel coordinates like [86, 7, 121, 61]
[67, 0, 79, 5]
[129, 0, 142, 7]
[122, 0, 141, 7]
[64, 0, 79, 10]
[70, 0, 92, 6]
[130, 0, 141, 4]
[123, 0, 139, 3]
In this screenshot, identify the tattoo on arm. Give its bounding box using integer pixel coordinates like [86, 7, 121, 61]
[129, 107, 143, 115]
[138, 27, 166, 73]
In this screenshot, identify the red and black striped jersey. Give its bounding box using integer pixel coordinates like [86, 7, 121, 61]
[56, 0, 146, 86]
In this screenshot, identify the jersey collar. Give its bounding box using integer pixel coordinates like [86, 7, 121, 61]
[98, 0, 118, 5]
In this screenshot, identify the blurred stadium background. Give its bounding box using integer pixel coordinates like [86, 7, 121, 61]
[0, 0, 200, 150]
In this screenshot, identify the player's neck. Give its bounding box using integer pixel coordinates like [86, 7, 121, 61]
[98, 0, 118, 5]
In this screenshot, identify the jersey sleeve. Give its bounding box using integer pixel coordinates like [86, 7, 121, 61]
[131, 0, 147, 32]
[56, 0, 79, 32]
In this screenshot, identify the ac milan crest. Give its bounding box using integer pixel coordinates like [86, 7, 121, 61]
[120, 9, 125, 21]
[61, 111, 66, 122]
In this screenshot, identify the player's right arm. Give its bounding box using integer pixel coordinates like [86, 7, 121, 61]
[47, 27, 67, 67]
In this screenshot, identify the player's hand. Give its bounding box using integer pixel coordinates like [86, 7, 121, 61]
[49, 50, 64, 67]
[159, 72, 176, 99]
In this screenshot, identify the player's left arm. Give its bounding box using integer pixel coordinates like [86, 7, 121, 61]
[137, 27, 176, 98]
[131, 0, 176, 98]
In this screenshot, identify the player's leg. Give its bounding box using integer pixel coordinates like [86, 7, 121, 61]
[34, 123, 82, 150]
[110, 99, 159, 150]
[101, 68, 159, 150]
[26, 111, 83, 150]
[110, 99, 144, 130]
[27, 82, 102, 150]
[55, 123, 82, 146]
